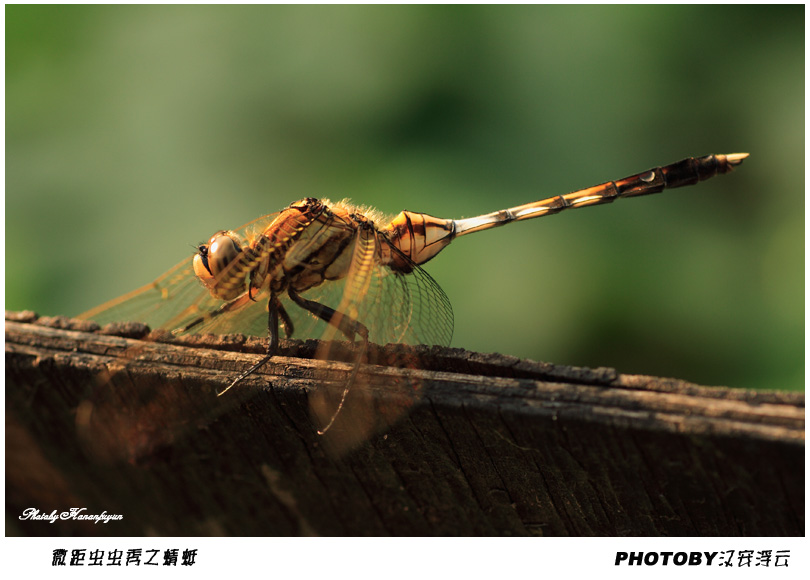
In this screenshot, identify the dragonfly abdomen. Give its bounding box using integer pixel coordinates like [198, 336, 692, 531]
[614, 153, 747, 197]
[382, 210, 456, 269]
[379, 153, 748, 269]
[451, 153, 748, 238]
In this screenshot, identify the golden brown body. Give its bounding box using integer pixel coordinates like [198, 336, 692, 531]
[79, 153, 748, 434]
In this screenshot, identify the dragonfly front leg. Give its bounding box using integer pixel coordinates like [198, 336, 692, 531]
[217, 293, 281, 396]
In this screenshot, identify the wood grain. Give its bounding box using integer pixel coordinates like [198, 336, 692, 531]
[6, 311, 804, 536]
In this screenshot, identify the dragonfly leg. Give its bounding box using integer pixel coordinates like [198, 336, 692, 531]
[277, 301, 295, 338]
[287, 286, 370, 435]
[287, 287, 370, 342]
[217, 293, 281, 396]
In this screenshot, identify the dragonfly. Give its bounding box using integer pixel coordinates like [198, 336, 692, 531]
[79, 153, 748, 441]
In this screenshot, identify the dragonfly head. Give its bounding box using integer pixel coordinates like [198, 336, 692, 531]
[193, 230, 247, 301]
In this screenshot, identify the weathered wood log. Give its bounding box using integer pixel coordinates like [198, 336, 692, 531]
[5, 311, 804, 536]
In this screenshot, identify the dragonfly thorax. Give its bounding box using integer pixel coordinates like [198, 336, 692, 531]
[192, 198, 387, 305]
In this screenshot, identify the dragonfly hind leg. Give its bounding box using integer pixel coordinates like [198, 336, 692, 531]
[278, 301, 295, 338]
[287, 287, 370, 435]
[217, 293, 282, 396]
[287, 287, 370, 342]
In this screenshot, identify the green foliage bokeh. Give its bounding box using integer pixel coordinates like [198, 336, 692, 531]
[5, 5, 804, 391]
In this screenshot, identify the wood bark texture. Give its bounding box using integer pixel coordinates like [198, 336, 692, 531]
[5, 311, 804, 536]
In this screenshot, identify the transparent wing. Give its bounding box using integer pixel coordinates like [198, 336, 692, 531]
[76, 205, 455, 460]
[373, 239, 454, 348]
[78, 211, 287, 335]
[303, 230, 454, 455]
[79, 205, 452, 348]
[272, 235, 453, 348]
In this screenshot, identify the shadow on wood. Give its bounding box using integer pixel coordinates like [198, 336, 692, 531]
[5, 310, 804, 536]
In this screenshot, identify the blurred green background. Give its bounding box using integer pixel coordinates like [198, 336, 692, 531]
[6, 5, 804, 391]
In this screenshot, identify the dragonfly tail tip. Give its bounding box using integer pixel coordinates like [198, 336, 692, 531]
[724, 152, 750, 166]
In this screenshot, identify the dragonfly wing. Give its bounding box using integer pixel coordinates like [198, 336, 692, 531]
[77, 211, 287, 336]
[301, 228, 454, 455]
[76, 204, 454, 458]
[375, 244, 454, 348]
[280, 233, 454, 348]
[74, 210, 287, 463]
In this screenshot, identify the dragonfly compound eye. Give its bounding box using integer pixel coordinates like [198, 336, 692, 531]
[192, 231, 245, 299]
[207, 232, 243, 275]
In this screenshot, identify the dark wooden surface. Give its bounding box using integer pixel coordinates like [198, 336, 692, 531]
[6, 311, 805, 536]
